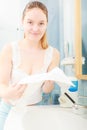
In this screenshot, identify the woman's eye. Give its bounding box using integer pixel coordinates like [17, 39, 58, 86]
[39, 23, 44, 25]
[27, 21, 32, 24]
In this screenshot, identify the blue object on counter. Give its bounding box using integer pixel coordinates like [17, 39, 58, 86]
[68, 80, 78, 92]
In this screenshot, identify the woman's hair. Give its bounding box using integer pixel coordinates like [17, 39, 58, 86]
[22, 1, 49, 49]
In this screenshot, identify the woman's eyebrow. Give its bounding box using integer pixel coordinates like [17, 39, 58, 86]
[27, 19, 46, 22]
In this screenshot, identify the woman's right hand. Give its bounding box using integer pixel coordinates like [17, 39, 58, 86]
[2, 84, 27, 100]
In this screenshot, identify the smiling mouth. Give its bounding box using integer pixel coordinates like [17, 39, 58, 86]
[31, 33, 40, 35]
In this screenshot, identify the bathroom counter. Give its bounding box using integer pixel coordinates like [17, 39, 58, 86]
[22, 105, 87, 130]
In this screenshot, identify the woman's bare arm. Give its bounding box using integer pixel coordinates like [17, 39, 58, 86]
[42, 48, 60, 93]
[0, 44, 27, 101]
[0, 44, 12, 89]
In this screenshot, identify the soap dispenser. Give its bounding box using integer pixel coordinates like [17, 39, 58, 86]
[59, 76, 78, 107]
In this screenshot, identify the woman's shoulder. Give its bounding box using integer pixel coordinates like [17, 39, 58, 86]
[0, 43, 11, 54]
[46, 46, 60, 70]
[1, 41, 18, 52]
[0, 41, 18, 58]
[49, 46, 60, 57]
[0, 43, 12, 63]
[50, 46, 60, 65]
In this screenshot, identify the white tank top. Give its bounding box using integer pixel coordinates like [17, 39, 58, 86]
[10, 41, 53, 106]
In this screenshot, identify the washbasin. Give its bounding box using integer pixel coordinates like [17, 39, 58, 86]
[22, 106, 87, 130]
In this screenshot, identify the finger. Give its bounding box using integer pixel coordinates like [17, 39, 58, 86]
[17, 84, 27, 93]
[14, 84, 27, 90]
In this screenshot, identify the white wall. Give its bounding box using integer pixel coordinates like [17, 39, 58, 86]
[63, 0, 75, 57]
[0, 0, 20, 28]
[0, 0, 23, 50]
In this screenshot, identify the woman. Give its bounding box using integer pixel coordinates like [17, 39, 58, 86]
[0, 1, 60, 130]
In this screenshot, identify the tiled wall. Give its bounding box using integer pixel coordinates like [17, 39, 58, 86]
[78, 80, 87, 106]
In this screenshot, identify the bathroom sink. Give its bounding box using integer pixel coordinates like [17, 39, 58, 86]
[22, 106, 87, 130]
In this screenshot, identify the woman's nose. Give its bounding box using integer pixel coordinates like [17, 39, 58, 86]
[32, 25, 39, 31]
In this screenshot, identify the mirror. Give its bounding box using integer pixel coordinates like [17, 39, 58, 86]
[75, 0, 87, 80]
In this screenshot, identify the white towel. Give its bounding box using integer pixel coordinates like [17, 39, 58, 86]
[18, 67, 74, 87]
[9, 67, 74, 106]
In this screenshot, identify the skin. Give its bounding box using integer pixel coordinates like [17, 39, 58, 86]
[0, 8, 60, 103]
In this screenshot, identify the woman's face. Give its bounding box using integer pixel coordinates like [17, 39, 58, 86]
[22, 8, 47, 42]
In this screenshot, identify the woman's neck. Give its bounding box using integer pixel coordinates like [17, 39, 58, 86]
[19, 38, 42, 50]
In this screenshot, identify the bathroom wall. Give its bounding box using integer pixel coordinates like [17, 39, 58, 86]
[0, 0, 22, 50]
[62, 0, 87, 106]
[52, 0, 87, 106]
